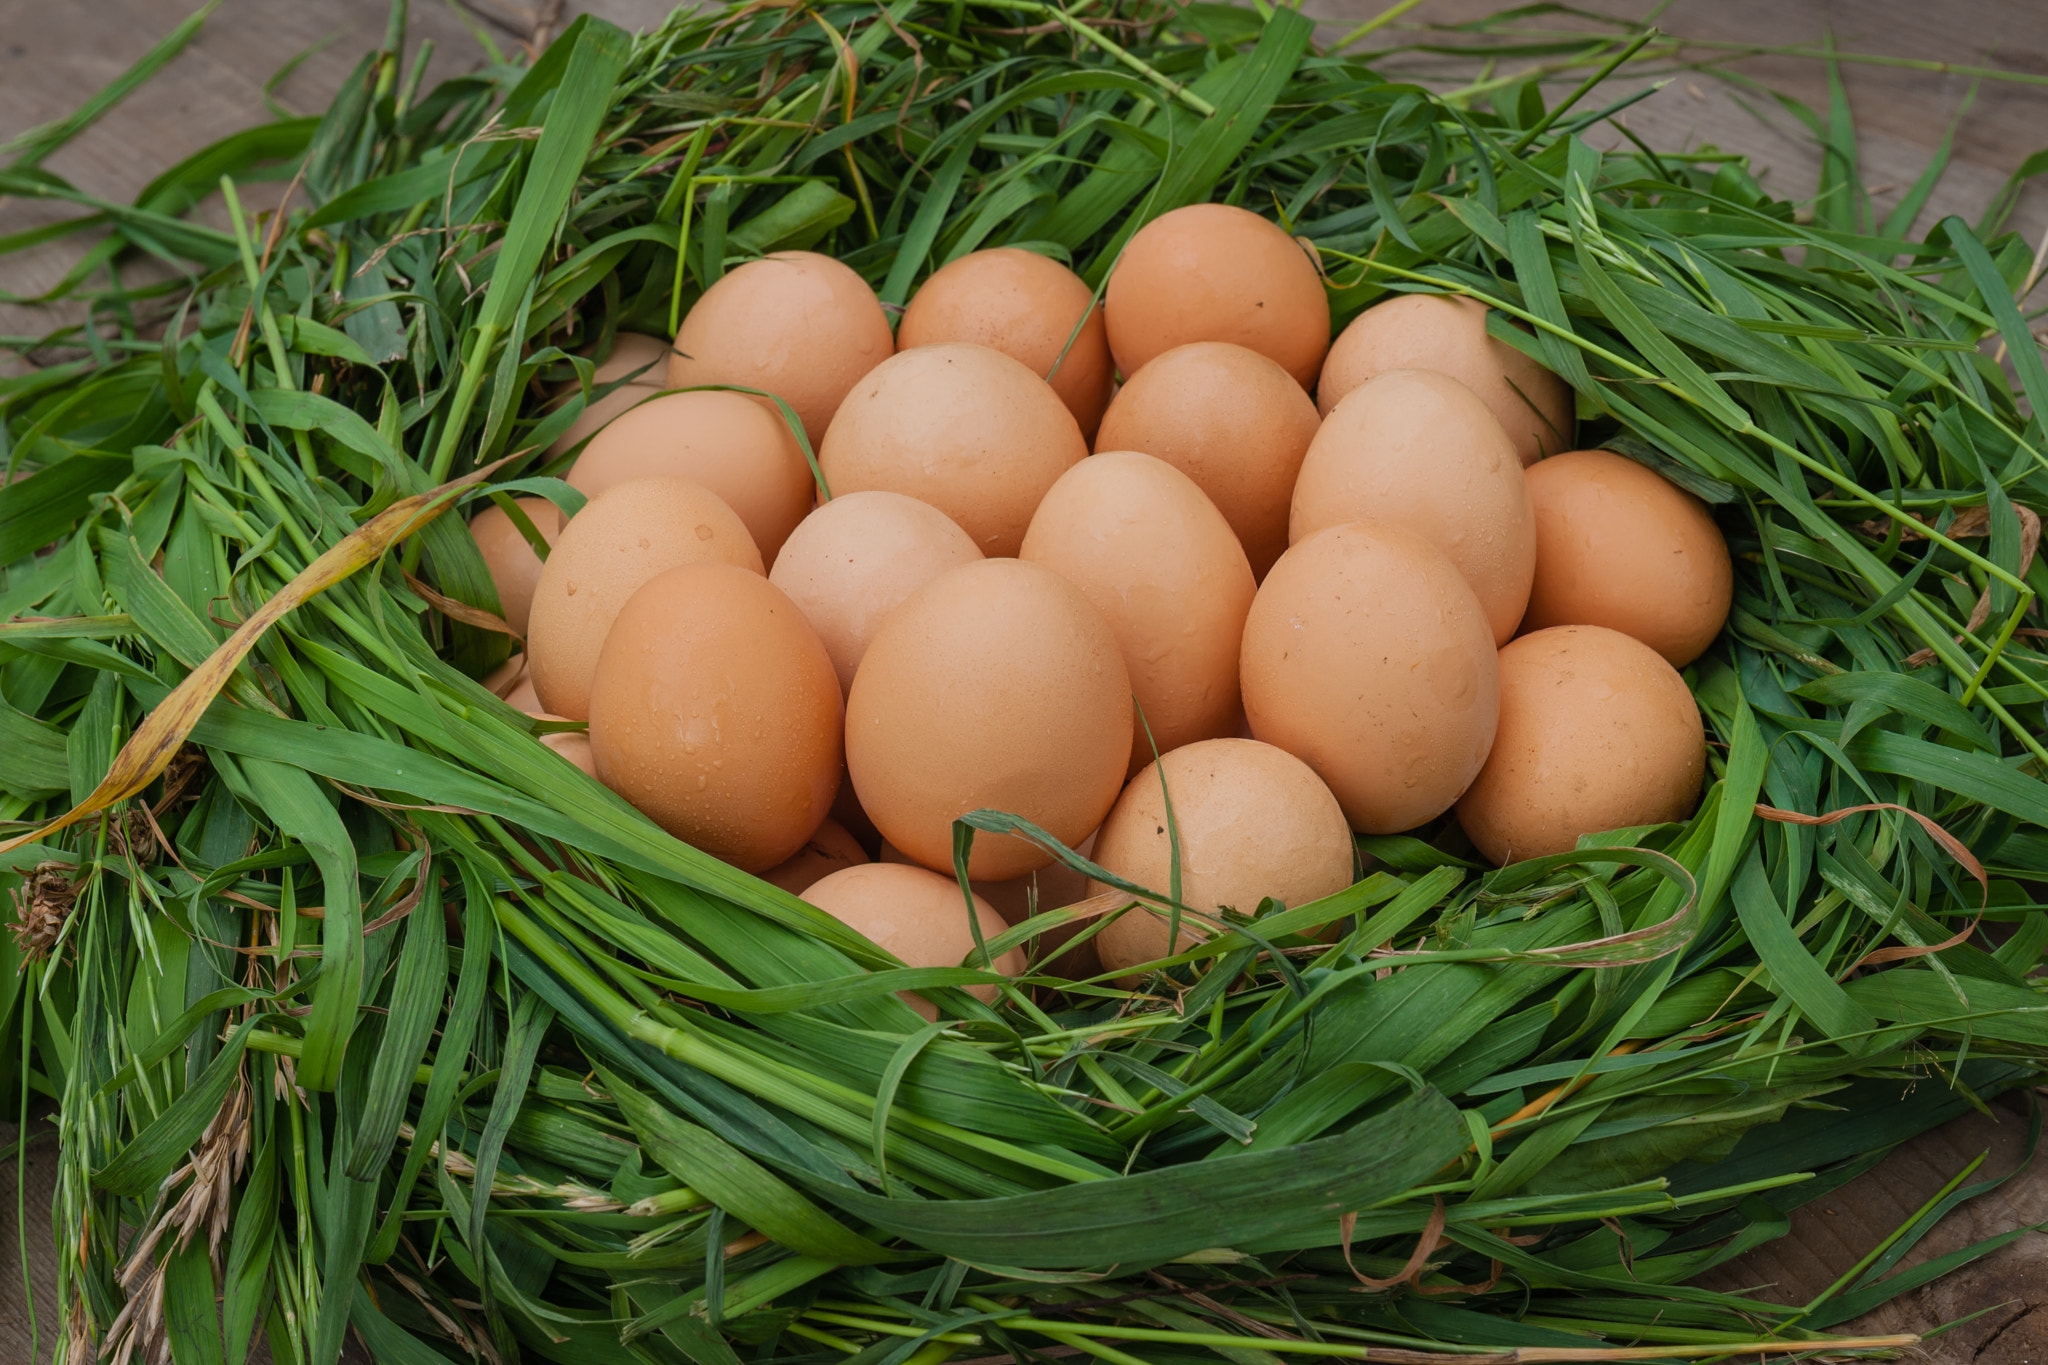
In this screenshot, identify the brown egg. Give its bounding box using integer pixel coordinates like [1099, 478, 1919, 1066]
[1521, 450, 1733, 667]
[548, 333, 672, 457]
[1094, 342, 1319, 578]
[483, 653, 529, 698]
[1291, 370, 1535, 647]
[769, 491, 984, 694]
[1021, 452, 1254, 769]
[847, 558, 1133, 880]
[1319, 294, 1573, 467]
[1104, 204, 1330, 389]
[504, 675, 540, 712]
[667, 252, 893, 445]
[1241, 521, 1499, 833]
[801, 862, 1026, 1019]
[819, 344, 1088, 557]
[568, 390, 815, 563]
[977, 858, 1089, 929]
[759, 818, 868, 894]
[589, 563, 842, 872]
[830, 769, 882, 853]
[468, 498, 563, 637]
[1090, 738, 1355, 980]
[527, 477, 763, 720]
[1456, 625, 1706, 864]
[898, 247, 1114, 440]
[531, 715, 597, 779]
[882, 835, 1101, 977]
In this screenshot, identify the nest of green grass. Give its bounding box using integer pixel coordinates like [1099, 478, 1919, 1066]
[1, 4, 2045, 1364]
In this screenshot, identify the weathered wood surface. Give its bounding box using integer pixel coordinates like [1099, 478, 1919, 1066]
[3, 1, 2045, 1361]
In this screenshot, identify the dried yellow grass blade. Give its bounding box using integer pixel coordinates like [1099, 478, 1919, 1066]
[0, 472, 489, 858]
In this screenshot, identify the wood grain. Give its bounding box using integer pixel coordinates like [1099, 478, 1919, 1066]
[1333, 0, 2048, 249]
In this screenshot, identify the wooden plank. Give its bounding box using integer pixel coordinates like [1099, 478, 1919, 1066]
[1336, 0, 2048, 249]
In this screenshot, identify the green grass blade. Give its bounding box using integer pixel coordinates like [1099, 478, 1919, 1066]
[94, 1017, 258, 1198]
[603, 1065, 898, 1264]
[1, 0, 224, 169]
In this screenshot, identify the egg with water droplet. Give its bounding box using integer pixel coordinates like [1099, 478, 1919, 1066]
[1290, 369, 1534, 646]
[1021, 452, 1253, 771]
[801, 863, 1024, 1020]
[1105, 204, 1330, 389]
[847, 558, 1132, 880]
[527, 477, 762, 721]
[589, 563, 842, 872]
[1241, 521, 1499, 833]
[1456, 625, 1705, 863]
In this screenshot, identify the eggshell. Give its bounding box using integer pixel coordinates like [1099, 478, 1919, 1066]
[1090, 738, 1354, 979]
[1319, 294, 1573, 466]
[819, 343, 1088, 557]
[589, 563, 842, 871]
[667, 252, 893, 444]
[468, 498, 562, 636]
[883, 834, 1101, 977]
[1093, 342, 1319, 578]
[527, 477, 763, 720]
[504, 675, 540, 713]
[1104, 204, 1331, 389]
[760, 818, 868, 894]
[548, 333, 672, 457]
[801, 863, 1025, 1019]
[1290, 369, 1535, 646]
[1456, 625, 1706, 863]
[898, 247, 1114, 440]
[1241, 521, 1499, 833]
[830, 768, 882, 853]
[568, 389, 815, 562]
[847, 558, 1133, 880]
[531, 714, 597, 778]
[769, 491, 984, 694]
[483, 653, 529, 698]
[1021, 452, 1254, 769]
[1521, 450, 1733, 666]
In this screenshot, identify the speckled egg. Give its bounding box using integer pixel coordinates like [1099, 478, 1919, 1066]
[1021, 452, 1254, 769]
[588, 563, 842, 872]
[760, 818, 869, 894]
[1521, 450, 1733, 667]
[847, 558, 1133, 880]
[1104, 204, 1331, 389]
[1241, 521, 1500, 833]
[1090, 738, 1355, 979]
[667, 252, 893, 444]
[1456, 625, 1706, 863]
[568, 389, 815, 562]
[769, 491, 984, 694]
[548, 333, 671, 457]
[1319, 294, 1573, 466]
[1291, 369, 1536, 646]
[468, 497, 562, 637]
[801, 862, 1026, 1019]
[527, 477, 763, 720]
[1093, 342, 1320, 578]
[898, 247, 1114, 440]
[819, 343, 1087, 556]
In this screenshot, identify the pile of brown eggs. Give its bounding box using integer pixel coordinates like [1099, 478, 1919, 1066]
[472, 203, 1733, 994]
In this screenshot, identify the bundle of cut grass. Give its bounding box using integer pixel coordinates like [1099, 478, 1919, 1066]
[1, 4, 2045, 1365]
